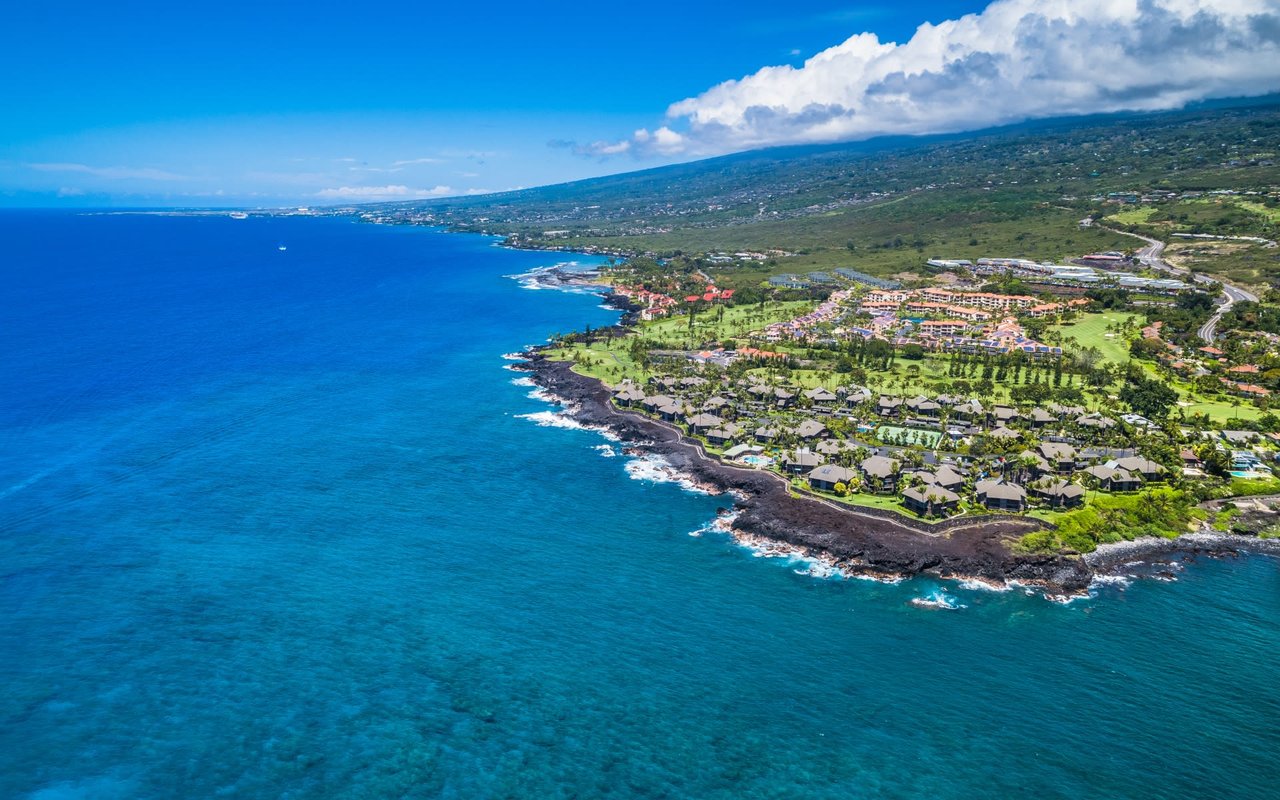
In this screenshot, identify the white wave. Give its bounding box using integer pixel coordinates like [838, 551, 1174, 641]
[510, 376, 535, 387]
[593, 444, 618, 458]
[1090, 574, 1133, 590]
[517, 406, 621, 443]
[850, 572, 907, 585]
[956, 578, 1013, 593]
[500, 352, 529, 361]
[527, 387, 562, 404]
[622, 453, 716, 494]
[910, 589, 966, 610]
[516, 411, 590, 432]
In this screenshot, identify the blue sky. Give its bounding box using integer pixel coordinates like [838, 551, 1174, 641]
[3, 1, 1278, 207]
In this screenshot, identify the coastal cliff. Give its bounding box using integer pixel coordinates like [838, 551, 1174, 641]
[520, 355, 1098, 597]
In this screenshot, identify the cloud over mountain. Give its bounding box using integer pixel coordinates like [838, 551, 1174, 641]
[592, 0, 1280, 157]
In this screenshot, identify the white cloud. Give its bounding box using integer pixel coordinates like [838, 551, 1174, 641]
[391, 157, 446, 166]
[29, 162, 189, 181]
[599, 0, 1280, 157]
[313, 184, 456, 201]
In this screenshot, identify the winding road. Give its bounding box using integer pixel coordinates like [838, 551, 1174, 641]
[1101, 225, 1258, 343]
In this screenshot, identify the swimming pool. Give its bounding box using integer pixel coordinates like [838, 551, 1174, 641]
[741, 455, 774, 467]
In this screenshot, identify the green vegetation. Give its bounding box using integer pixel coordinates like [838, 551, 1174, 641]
[380, 101, 1280, 284]
[1226, 477, 1280, 497]
[1016, 488, 1205, 554]
[640, 300, 809, 348]
[1055, 312, 1139, 364]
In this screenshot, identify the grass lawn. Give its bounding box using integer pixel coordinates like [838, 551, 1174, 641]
[543, 341, 655, 386]
[830, 492, 925, 517]
[640, 300, 813, 348]
[1108, 206, 1159, 227]
[1055, 312, 1139, 365]
[1176, 394, 1263, 422]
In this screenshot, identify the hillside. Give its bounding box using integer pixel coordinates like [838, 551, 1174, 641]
[367, 99, 1280, 283]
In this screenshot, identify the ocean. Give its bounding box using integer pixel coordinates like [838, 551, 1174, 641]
[1, 211, 1277, 799]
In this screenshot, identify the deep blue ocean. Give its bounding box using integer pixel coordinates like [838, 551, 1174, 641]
[1, 211, 1277, 799]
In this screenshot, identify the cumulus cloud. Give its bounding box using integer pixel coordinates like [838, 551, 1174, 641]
[29, 162, 189, 180]
[599, 0, 1280, 157]
[314, 184, 456, 201]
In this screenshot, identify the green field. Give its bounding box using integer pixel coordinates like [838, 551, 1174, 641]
[641, 300, 811, 347]
[1054, 312, 1140, 365]
[1108, 206, 1159, 226]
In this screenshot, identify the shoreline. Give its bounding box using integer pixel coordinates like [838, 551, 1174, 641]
[518, 354, 1100, 597]
[499, 241, 1278, 600]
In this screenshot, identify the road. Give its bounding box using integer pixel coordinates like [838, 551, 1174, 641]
[1198, 281, 1259, 343]
[1101, 225, 1258, 343]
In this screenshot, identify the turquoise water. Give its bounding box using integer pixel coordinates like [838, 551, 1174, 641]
[2, 211, 1278, 799]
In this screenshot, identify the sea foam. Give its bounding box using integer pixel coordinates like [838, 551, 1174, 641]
[623, 453, 717, 494]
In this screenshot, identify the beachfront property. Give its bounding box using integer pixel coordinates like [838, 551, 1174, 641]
[603, 370, 1213, 522]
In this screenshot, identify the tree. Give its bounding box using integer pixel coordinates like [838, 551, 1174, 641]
[1119, 375, 1178, 419]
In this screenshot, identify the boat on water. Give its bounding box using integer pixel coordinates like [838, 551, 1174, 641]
[278, 245, 287, 251]
[229, 211, 248, 220]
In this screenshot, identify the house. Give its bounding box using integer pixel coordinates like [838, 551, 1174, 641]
[1076, 413, 1117, 431]
[923, 464, 965, 492]
[992, 406, 1020, 425]
[642, 394, 676, 413]
[773, 388, 796, 408]
[1221, 430, 1261, 446]
[705, 424, 742, 447]
[842, 386, 873, 405]
[755, 426, 782, 444]
[860, 455, 901, 494]
[702, 396, 730, 412]
[877, 396, 903, 417]
[784, 450, 825, 474]
[804, 387, 839, 405]
[1030, 478, 1086, 508]
[986, 426, 1021, 443]
[976, 479, 1027, 512]
[1082, 465, 1142, 492]
[1017, 449, 1051, 476]
[1108, 456, 1167, 482]
[807, 464, 857, 492]
[686, 413, 723, 434]
[613, 387, 646, 407]
[658, 403, 687, 422]
[795, 420, 829, 440]
[954, 400, 985, 420]
[903, 484, 961, 517]
[1037, 442, 1078, 473]
[816, 439, 853, 457]
[907, 396, 942, 417]
[1028, 408, 1056, 428]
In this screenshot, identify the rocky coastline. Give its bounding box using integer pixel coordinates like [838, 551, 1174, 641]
[516, 292, 1278, 600]
[518, 355, 1104, 597]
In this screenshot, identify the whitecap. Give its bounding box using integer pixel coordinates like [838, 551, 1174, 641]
[1090, 574, 1133, 590]
[516, 411, 589, 432]
[957, 578, 1013, 593]
[622, 453, 716, 494]
[510, 376, 535, 387]
[593, 444, 618, 458]
[910, 589, 966, 610]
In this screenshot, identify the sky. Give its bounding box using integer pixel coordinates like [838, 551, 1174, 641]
[3, 0, 1279, 207]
